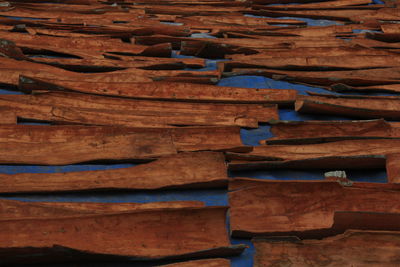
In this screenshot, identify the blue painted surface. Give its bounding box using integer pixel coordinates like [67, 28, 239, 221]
[0, 3, 390, 266]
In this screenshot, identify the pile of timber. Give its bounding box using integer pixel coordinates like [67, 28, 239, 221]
[1, 0, 400, 265]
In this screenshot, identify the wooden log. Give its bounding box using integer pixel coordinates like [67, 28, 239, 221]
[19, 76, 297, 105]
[0, 152, 228, 193]
[253, 230, 400, 267]
[229, 178, 400, 238]
[0, 207, 245, 264]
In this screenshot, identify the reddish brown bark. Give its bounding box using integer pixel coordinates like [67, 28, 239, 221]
[386, 153, 400, 183]
[0, 92, 276, 127]
[0, 152, 228, 193]
[160, 258, 230, 267]
[0, 124, 177, 165]
[227, 67, 400, 87]
[0, 207, 245, 264]
[263, 119, 400, 144]
[0, 108, 16, 124]
[296, 93, 400, 120]
[0, 58, 220, 87]
[0, 199, 205, 220]
[19, 76, 297, 105]
[253, 230, 400, 267]
[229, 178, 400, 238]
[223, 55, 400, 71]
[229, 139, 400, 161]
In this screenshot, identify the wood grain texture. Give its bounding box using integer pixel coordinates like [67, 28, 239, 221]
[0, 152, 228, 193]
[253, 230, 400, 267]
[296, 93, 400, 120]
[263, 119, 400, 144]
[19, 76, 296, 105]
[0, 92, 277, 127]
[0, 199, 205, 220]
[0, 207, 245, 264]
[0, 125, 177, 164]
[229, 178, 400, 238]
[160, 258, 230, 267]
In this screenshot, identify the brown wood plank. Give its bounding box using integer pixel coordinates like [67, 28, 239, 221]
[0, 152, 228, 193]
[0, 207, 245, 264]
[19, 76, 296, 105]
[229, 178, 400, 238]
[253, 230, 400, 267]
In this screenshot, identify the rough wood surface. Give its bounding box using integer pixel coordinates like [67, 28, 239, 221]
[263, 119, 400, 144]
[386, 153, 400, 183]
[253, 230, 400, 267]
[0, 199, 205, 220]
[296, 93, 400, 120]
[0, 207, 245, 264]
[160, 258, 230, 267]
[229, 178, 400, 238]
[0, 125, 177, 164]
[0, 152, 228, 193]
[19, 76, 297, 105]
[0, 92, 277, 127]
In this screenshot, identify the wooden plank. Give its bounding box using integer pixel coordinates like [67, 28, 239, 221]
[296, 93, 400, 120]
[0, 125, 177, 165]
[19, 76, 297, 105]
[386, 153, 400, 183]
[263, 119, 400, 144]
[0, 207, 245, 264]
[160, 258, 230, 267]
[0, 152, 228, 193]
[253, 230, 400, 267]
[229, 178, 400, 238]
[0, 199, 205, 220]
[0, 92, 273, 127]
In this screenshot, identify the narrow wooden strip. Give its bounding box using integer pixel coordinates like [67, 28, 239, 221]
[19, 76, 297, 105]
[0, 152, 228, 193]
[296, 94, 400, 120]
[0, 93, 263, 128]
[263, 119, 400, 144]
[229, 178, 400, 238]
[0, 199, 205, 220]
[159, 258, 230, 267]
[386, 153, 400, 183]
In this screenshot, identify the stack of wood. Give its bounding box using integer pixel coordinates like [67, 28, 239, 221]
[1, 0, 400, 265]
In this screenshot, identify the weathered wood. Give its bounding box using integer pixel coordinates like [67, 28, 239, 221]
[0, 125, 177, 165]
[0, 199, 205, 220]
[0, 207, 245, 264]
[160, 258, 230, 267]
[253, 230, 400, 267]
[0, 92, 276, 127]
[223, 55, 400, 71]
[19, 76, 297, 105]
[386, 153, 400, 183]
[296, 93, 400, 120]
[229, 178, 400, 238]
[263, 119, 400, 144]
[0, 152, 228, 193]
